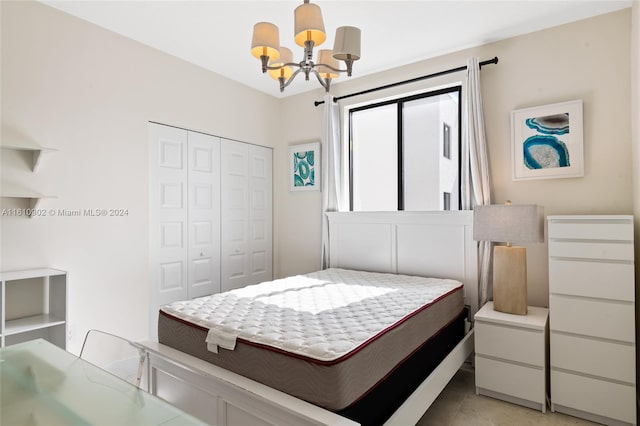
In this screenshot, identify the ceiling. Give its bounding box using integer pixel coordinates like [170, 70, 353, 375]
[42, 0, 631, 98]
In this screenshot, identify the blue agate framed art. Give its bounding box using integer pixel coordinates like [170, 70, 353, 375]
[289, 141, 321, 191]
[511, 99, 583, 180]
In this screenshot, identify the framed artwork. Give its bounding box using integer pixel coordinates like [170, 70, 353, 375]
[511, 99, 583, 181]
[289, 142, 321, 191]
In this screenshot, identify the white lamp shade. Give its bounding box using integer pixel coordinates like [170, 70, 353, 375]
[251, 22, 280, 60]
[316, 49, 339, 79]
[294, 2, 326, 47]
[332, 26, 361, 61]
[268, 47, 294, 80]
[473, 204, 544, 243]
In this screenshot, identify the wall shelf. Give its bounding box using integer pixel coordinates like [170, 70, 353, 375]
[1, 144, 57, 172]
[1, 131, 57, 172]
[1, 182, 56, 212]
[1, 130, 58, 214]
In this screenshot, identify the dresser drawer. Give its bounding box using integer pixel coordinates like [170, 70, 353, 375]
[550, 332, 635, 383]
[551, 370, 636, 424]
[476, 356, 545, 404]
[548, 221, 633, 241]
[548, 259, 634, 301]
[475, 321, 545, 367]
[548, 240, 634, 261]
[549, 295, 635, 342]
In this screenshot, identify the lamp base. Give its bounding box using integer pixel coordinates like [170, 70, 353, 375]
[493, 245, 528, 315]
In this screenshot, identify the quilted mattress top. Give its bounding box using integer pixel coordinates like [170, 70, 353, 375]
[160, 268, 462, 362]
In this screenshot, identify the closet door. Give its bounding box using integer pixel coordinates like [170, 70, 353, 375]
[221, 140, 272, 291]
[149, 124, 189, 337]
[187, 131, 221, 298]
[149, 123, 188, 339]
[149, 123, 222, 339]
[248, 144, 273, 285]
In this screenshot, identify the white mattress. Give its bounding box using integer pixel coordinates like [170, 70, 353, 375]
[161, 268, 463, 362]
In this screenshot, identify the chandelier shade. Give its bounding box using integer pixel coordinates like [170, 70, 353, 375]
[250, 0, 361, 93]
[250, 22, 280, 60]
[333, 26, 361, 61]
[294, 2, 326, 47]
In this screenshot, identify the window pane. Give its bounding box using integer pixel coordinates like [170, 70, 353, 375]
[351, 104, 398, 211]
[403, 92, 459, 211]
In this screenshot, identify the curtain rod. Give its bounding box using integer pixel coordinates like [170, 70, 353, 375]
[313, 56, 498, 107]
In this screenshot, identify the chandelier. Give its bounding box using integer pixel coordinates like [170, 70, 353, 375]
[250, 0, 361, 93]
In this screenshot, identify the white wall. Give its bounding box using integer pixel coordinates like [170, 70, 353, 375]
[273, 92, 325, 278]
[1, 1, 280, 353]
[275, 9, 634, 308]
[631, 1, 639, 389]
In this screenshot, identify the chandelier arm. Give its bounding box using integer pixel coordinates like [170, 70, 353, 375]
[310, 68, 330, 92]
[315, 63, 348, 73]
[280, 67, 304, 92]
[265, 62, 302, 71]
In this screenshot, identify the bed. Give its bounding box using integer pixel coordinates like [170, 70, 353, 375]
[141, 211, 478, 426]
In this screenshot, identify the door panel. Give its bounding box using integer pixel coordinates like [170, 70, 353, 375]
[149, 124, 188, 339]
[187, 131, 221, 299]
[221, 141, 272, 291]
[248, 145, 272, 282]
[221, 141, 250, 291]
[150, 125, 223, 339]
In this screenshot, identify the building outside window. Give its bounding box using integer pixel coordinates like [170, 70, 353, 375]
[349, 86, 461, 211]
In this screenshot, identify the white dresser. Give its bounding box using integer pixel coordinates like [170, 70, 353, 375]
[474, 301, 549, 412]
[548, 215, 636, 425]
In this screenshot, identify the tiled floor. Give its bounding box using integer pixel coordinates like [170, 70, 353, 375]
[417, 365, 597, 426]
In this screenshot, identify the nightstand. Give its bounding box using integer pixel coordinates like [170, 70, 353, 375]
[474, 301, 549, 413]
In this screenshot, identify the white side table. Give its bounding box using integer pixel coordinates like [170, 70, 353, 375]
[474, 301, 549, 412]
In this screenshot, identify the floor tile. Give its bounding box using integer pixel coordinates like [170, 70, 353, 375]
[418, 366, 598, 426]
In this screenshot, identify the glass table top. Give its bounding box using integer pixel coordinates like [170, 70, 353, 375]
[1, 339, 205, 426]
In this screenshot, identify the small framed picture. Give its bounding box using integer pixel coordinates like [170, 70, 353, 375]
[289, 142, 321, 191]
[511, 99, 583, 181]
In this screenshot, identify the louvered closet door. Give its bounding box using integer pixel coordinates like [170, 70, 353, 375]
[221, 140, 272, 291]
[187, 131, 221, 298]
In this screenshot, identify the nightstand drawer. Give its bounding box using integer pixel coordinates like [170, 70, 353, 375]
[476, 321, 544, 366]
[550, 332, 635, 383]
[548, 221, 633, 241]
[548, 241, 633, 261]
[476, 356, 545, 404]
[549, 295, 634, 342]
[548, 259, 634, 301]
[551, 370, 636, 424]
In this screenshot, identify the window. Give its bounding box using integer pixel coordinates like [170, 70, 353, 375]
[349, 86, 461, 211]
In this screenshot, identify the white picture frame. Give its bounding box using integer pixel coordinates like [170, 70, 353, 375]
[511, 99, 584, 181]
[289, 142, 321, 192]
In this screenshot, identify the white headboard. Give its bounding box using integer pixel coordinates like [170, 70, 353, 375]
[327, 211, 479, 317]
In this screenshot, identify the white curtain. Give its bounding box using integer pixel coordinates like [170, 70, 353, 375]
[462, 57, 492, 307]
[321, 93, 343, 269]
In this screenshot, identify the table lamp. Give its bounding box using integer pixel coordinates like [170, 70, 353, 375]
[473, 201, 544, 315]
